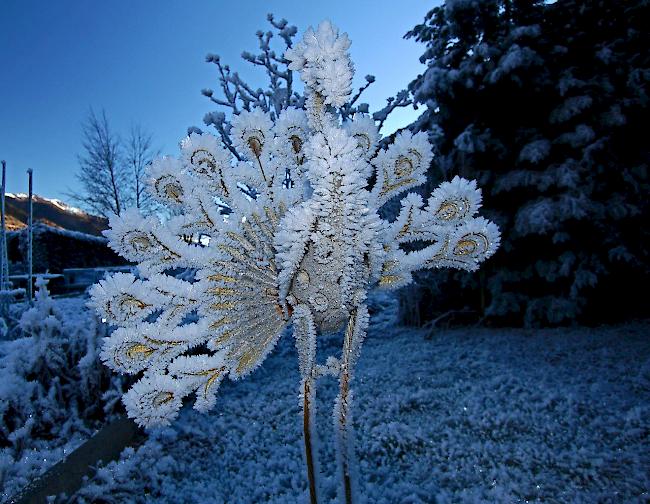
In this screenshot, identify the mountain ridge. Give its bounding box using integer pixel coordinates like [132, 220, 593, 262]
[4, 194, 108, 236]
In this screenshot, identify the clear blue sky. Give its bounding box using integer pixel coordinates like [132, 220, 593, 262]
[0, 0, 434, 204]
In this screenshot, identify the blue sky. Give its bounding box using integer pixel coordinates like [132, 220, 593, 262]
[0, 0, 433, 205]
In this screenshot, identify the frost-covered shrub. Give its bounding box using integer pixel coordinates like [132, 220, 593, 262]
[404, 0, 650, 326]
[0, 280, 125, 500]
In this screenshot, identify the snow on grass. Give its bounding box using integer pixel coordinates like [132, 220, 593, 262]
[49, 295, 650, 502]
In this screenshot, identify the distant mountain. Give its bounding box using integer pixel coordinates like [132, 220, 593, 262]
[4, 194, 108, 236]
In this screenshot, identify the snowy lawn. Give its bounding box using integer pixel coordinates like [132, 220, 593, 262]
[58, 296, 650, 502]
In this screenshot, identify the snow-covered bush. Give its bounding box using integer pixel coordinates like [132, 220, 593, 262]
[0, 279, 125, 500]
[92, 20, 500, 503]
[405, 0, 650, 326]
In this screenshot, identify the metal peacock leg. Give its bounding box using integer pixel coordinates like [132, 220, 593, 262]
[292, 304, 320, 504]
[334, 303, 369, 504]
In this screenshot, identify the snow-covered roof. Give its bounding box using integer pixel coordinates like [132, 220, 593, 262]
[7, 222, 107, 244]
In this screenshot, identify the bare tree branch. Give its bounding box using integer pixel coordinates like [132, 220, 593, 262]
[196, 16, 303, 156]
[125, 123, 158, 212]
[372, 89, 414, 131]
[67, 111, 159, 217]
[195, 14, 414, 150]
[340, 74, 376, 121]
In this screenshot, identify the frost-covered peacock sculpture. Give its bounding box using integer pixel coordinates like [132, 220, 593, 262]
[90, 21, 500, 504]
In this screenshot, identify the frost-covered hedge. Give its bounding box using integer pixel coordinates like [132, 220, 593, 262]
[0, 282, 125, 501]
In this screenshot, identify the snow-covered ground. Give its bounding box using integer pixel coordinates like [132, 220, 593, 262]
[63, 294, 649, 504]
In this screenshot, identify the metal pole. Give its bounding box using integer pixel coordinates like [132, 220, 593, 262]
[1, 160, 7, 290]
[27, 169, 33, 305]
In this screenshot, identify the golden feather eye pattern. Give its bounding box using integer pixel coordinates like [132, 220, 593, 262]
[190, 149, 217, 173]
[180, 132, 232, 198]
[343, 113, 380, 162]
[122, 375, 184, 428]
[370, 130, 433, 208]
[231, 109, 274, 162]
[274, 107, 309, 168]
[425, 176, 483, 226]
[148, 157, 185, 207]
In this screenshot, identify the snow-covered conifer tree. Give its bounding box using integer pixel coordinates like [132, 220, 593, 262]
[91, 20, 500, 503]
[405, 0, 649, 326]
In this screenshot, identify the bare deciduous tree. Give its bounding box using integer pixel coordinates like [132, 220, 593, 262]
[125, 124, 157, 211]
[69, 109, 128, 217]
[197, 14, 413, 159]
[69, 109, 157, 217]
